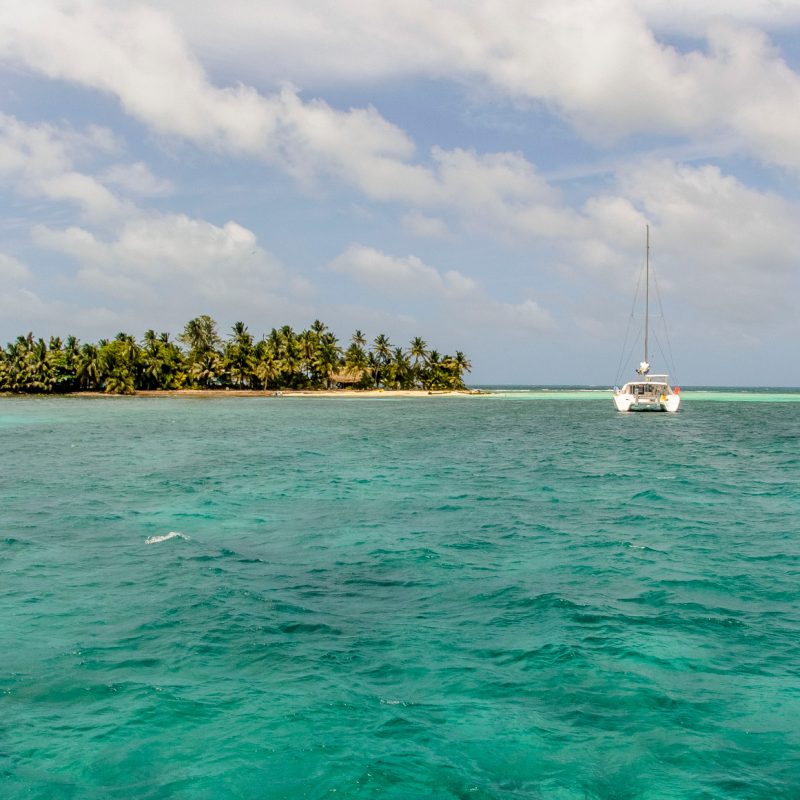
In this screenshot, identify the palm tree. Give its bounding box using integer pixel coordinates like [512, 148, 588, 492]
[1, 322, 469, 395]
[279, 325, 295, 347]
[409, 336, 428, 388]
[142, 329, 157, 348]
[3, 341, 23, 392]
[98, 337, 141, 393]
[25, 338, 53, 392]
[422, 349, 442, 390]
[104, 372, 135, 395]
[190, 351, 222, 388]
[366, 351, 380, 388]
[371, 334, 392, 388]
[313, 335, 342, 389]
[231, 321, 253, 349]
[339, 340, 368, 388]
[77, 344, 101, 390]
[344, 341, 368, 370]
[224, 322, 255, 388]
[139, 330, 163, 389]
[297, 329, 318, 384]
[47, 335, 80, 392]
[179, 315, 220, 360]
[452, 351, 472, 388]
[279, 333, 302, 387]
[254, 347, 280, 389]
[388, 347, 412, 389]
[64, 335, 80, 364]
[227, 348, 255, 388]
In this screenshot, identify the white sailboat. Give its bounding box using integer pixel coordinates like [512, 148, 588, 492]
[613, 226, 680, 413]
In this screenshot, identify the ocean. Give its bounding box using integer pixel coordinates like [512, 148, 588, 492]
[2, 392, 799, 799]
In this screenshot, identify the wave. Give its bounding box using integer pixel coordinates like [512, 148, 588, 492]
[144, 531, 190, 545]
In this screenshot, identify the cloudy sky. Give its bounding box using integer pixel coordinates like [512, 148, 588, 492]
[2, 1, 799, 385]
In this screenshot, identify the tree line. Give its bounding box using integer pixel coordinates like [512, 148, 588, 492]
[0, 315, 472, 394]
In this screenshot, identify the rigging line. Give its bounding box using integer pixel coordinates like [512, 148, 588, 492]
[614, 258, 646, 385]
[650, 330, 669, 374]
[617, 328, 643, 387]
[615, 314, 635, 385]
[650, 261, 679, 383]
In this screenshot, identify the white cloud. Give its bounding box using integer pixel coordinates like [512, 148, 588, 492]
[341, 146, 579, 242]
[0, 287, 127, 342]
[429, 148, 579, 239]
[476, 298, 556, 338]
[270, 89, 415, 182]
[33, 213, 310, 317]
[109, 0, 800, 169]
[695, 22, 800, 169]
[402, 211, 451, 239]
[329, 244, 477, 299]
[563, 159, 800, 344]
[8, 0, 798, 253]
[616, 160, 800, 319]
[0, 113, 128, 219]
[0, 287, 53, 327]
[1, 2, 241, 146]
[101, 162, 173, 196]
[0, 252, 32, 282]
[40, 171, 125, 218]
[329, 244, 554, 335]
[636, 1, 800, 35]
[0, 2, 414, 170]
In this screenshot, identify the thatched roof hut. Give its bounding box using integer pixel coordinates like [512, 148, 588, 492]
[328, 368, 367, 386]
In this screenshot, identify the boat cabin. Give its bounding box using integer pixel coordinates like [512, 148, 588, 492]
[622, 381, 669, 397]
[620, 375, 673, 397]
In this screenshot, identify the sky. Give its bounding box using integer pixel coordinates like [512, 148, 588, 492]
[1, 1, 800, 386]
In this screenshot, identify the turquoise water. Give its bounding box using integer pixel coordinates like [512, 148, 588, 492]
[2, 394, 799, 799]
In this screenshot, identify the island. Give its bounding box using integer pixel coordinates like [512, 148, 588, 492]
[0, 316, 473, 395]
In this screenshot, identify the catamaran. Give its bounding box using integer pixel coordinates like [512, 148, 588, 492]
[613, 226, 680, 413]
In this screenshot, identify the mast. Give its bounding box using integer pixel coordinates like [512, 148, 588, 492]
[644, 224, 649, 366]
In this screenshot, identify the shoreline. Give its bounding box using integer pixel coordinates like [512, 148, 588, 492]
[52, 388, 488, 398]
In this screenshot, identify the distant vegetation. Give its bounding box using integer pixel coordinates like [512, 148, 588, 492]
[0, 316, 471, 394]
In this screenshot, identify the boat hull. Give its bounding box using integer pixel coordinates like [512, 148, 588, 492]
[613, 392, 680, 413]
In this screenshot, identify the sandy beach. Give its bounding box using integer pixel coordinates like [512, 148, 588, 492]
[63, 388, 486, 398]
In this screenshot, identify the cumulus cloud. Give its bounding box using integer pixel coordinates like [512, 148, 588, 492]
[0, 252, 32, 282]
[637, 1, 800, 34]
[100, 162, 173, 196]
[342, 146, 579, 242]
[33, 213, 310, 317]
[7, 0, 797, 271]
[402, 211, 451, 239]
[329, 245, 477, 298]
[106, 0, 800, 169]
[0, 1, 256, 148]
[0, 249, 120, 342]
[0, 113, 128, 219]
[0, 2, 415, 170]
[614, 160, 800, 320]
[0, 287, 56, 331]
[560, 159, 800, 346]
[5, 1, 800, 202]
[330, 244, 554, 334]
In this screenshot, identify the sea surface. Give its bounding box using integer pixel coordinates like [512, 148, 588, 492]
[2, 391, 799, 799]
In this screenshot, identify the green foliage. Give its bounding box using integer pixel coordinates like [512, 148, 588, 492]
[0, 317, 471, 394]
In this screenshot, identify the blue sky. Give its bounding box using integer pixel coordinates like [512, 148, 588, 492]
[1, 1, 800, 385]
